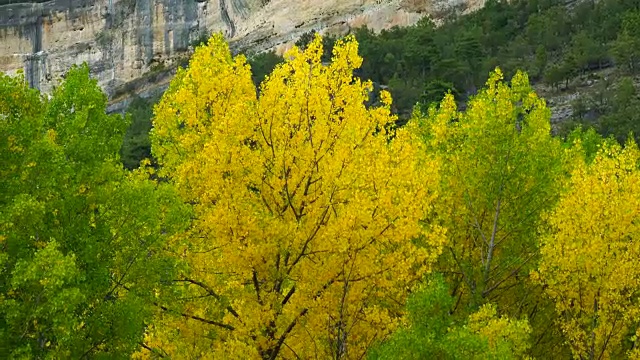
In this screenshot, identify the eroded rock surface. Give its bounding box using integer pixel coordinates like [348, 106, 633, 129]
[0, 0, 485, 97]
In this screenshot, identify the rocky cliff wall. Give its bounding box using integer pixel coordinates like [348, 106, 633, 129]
[0, 0, 485, 98]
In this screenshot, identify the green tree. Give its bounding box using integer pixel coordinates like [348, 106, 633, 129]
[420, 79, 458, 110]
[418, 69, 569, 357]
[571, 96, 589, 122]
[588, 75, 614, 114]
[247, 50, 283, 86]
[388, 75, 424, 115]
[544, 61, 574, 91]
[612, 11, 640, 72]
[534, 44, 548, 79]
[368, 276, 531, 360]
[563, 126, 612, 163]
[599, 77, 640, 143]
[525, 6, 570, 53]
[404, 18, 439, 78]
[453, 28, 485, 91]
[295, 30, 337, 62]
[543, 65, 563, 91]
[121, 95, 159, 170]
[294, 30, 316, 50]
[570, 31, 608, 73]
[0, 65, 188, 358]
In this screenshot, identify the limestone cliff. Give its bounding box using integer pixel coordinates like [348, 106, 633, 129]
[0, 0, 485, 100]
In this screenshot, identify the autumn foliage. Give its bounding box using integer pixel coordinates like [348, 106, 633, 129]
[535, 140, 640, 359]
[3, 32, 640, 360]
[147, 34, 444, 358]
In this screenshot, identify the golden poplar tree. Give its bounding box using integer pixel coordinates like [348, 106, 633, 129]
[144, 34, 444, 359]
[535, 140, 640, 359]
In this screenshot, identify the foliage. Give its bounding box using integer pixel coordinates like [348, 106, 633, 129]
[121, 95, 160, 169]
[562, 126, 613, 164]
[534, 139, 640, 359]
[598, 77, 640, 144]
[417, 68, 568, 357]
[120, 0, 640, 145]
[612, 11, 640, 72]
[569, 31, 609, 73]
[563, 75, 640, 145]
[0, 65, 188, 358]
[190, 31, 212, 50]
[420, 80, 459, 110]
[295, 30, 339, 62]
[247, 51, 283, 87]
[368, 275, 532, 360]
[145, 33, 445, 359]
[6, 2, 640, 358]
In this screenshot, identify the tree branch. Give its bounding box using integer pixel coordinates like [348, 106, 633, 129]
[268, 308, 309, 360]
[154, 302, 235, 331]
[282, 285, 296, 306]
[138, 342, 167, 358]
[253, 269, 263, 305]
[174, 277, 240, 318]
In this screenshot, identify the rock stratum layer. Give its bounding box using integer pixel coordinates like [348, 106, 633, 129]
[0, 0, 484, 99]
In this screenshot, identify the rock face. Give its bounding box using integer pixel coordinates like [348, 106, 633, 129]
[0, 0, 485, 98]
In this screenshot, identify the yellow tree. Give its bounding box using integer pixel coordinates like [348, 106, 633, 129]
[534, 140, 640, 359]
[145, 34, 444, 359]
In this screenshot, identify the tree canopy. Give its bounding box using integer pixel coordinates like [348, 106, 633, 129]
[144, 33, 444, 359]
[0, 65, 189, 358]
[4, 15, 640, 359]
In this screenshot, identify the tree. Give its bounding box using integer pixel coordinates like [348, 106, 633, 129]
[294, 30, 316, 50]
[525, 6, 570, 53]
[569, 31, 608, 73]
[0, 65, 188, 358]
[403, 18, 439, 78]
[433, 57, 473, 97]
[247, 50, 284, 87]
[453, 28, 485, 92]
[145, 33, 445, 359]
[571, 96, 589, 122]
[351, 26, 384, 81]
[561, 55, 579, 90]
[544, 61, 574, 92]
[588, 75, 614, 115]
[612, 11, 640, 72]
[368, 275, 532, 360]
[598, 77, 640, 144]
[534, 44, 548, 79]
[534, 139, 640, 359]
[544, 65, 564, 91]
[417, 68, 568, 357]
[388, 74, 421, 116]
[121, 95, 160, 169]
[295, 30, 337, 62]
[420, 79, 459, 110]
